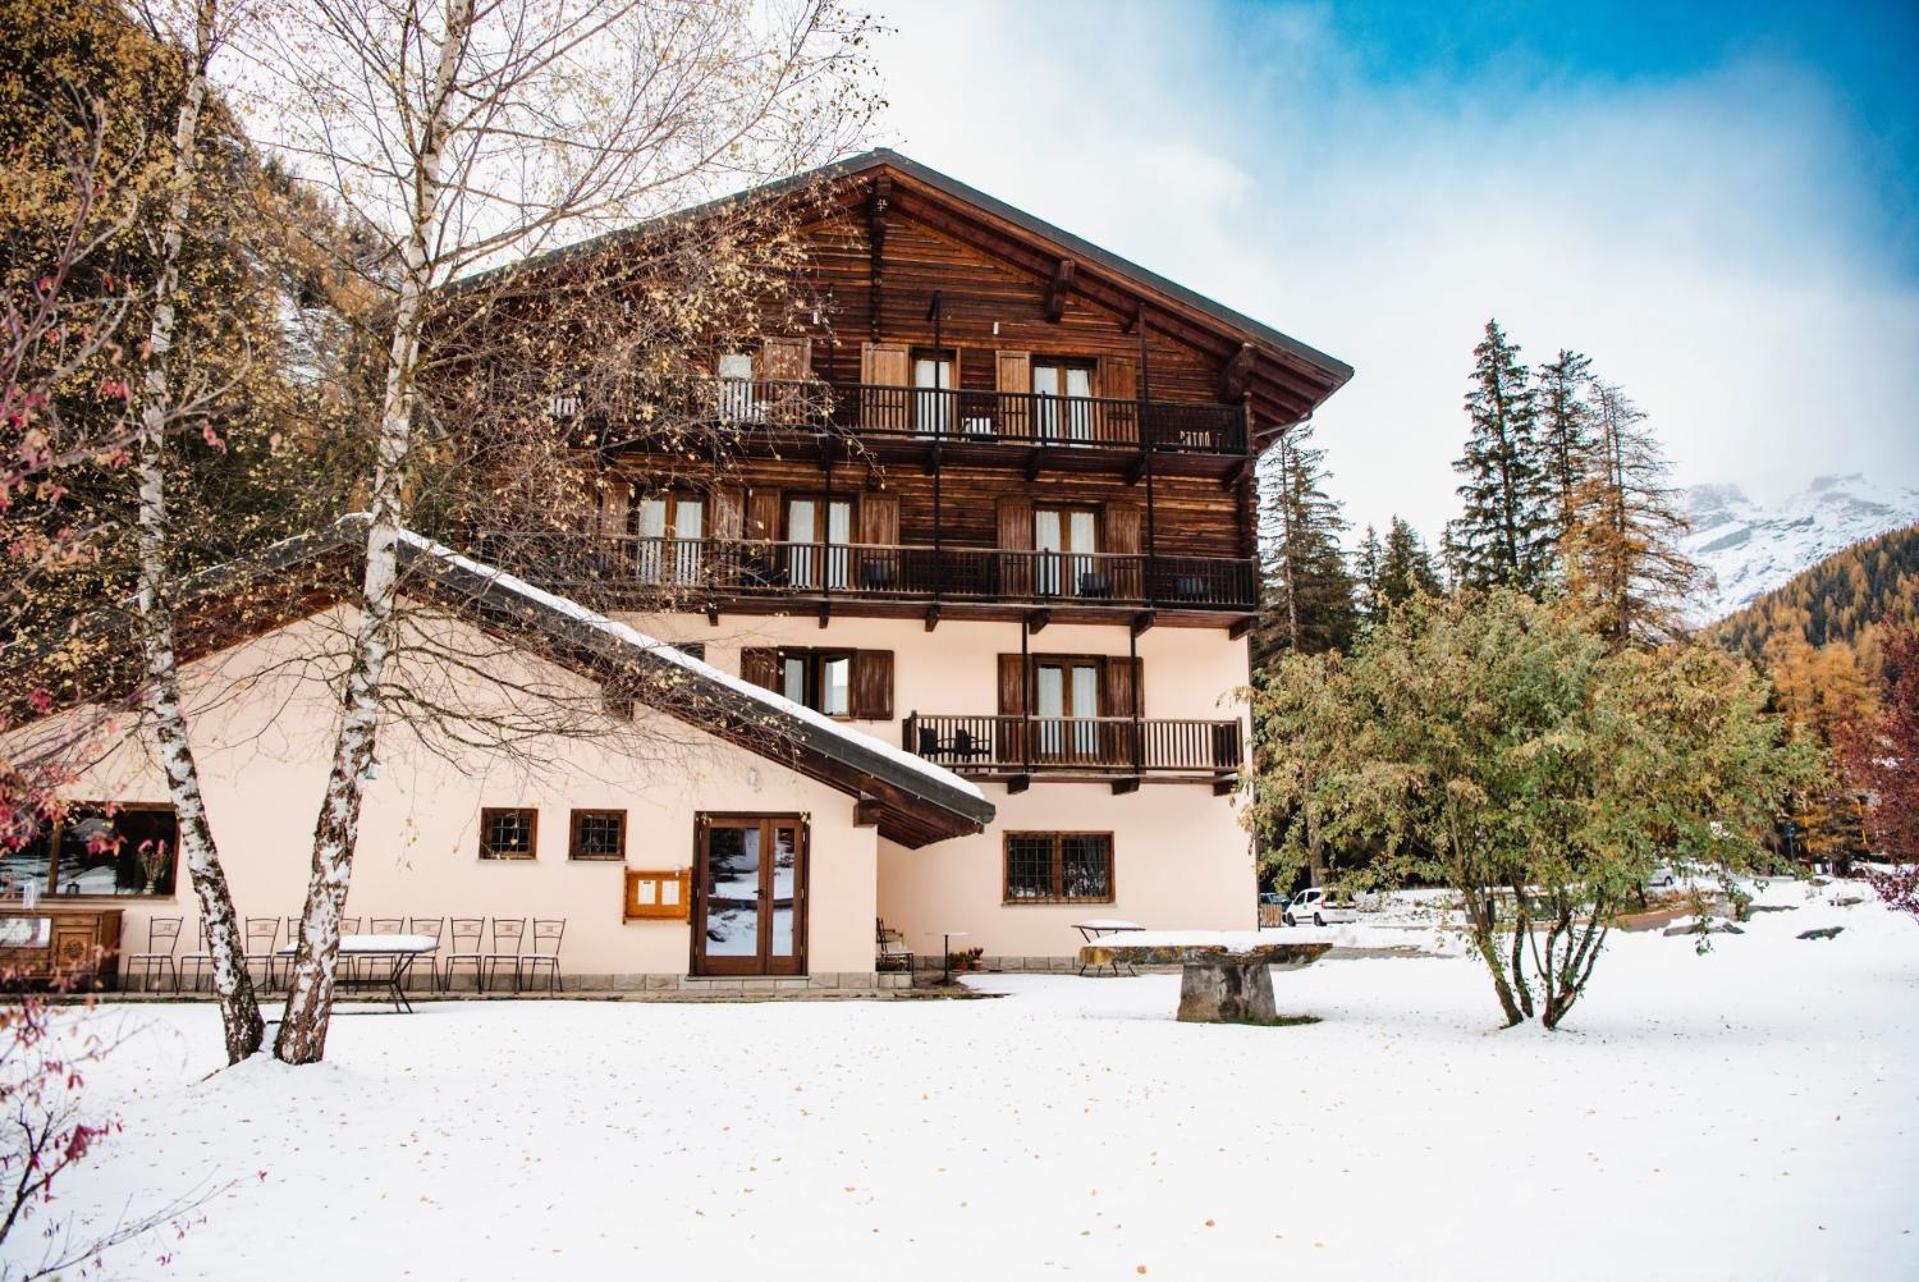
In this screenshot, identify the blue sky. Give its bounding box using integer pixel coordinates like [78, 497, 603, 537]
[873, 0, 1919, 540]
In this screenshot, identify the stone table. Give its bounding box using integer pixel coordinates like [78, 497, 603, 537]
[1074, 933, 1332, 1024]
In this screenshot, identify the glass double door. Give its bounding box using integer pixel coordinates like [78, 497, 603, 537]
[693, 815, 807, 976]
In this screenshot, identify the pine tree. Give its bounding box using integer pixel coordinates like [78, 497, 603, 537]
[1378, 516, 1443, 610]
[1535, 348, 1595, 536]
[1447, 319, 1556, 593]
[1561, 380, 1701, 647]
[1253, 421, 1358, 674]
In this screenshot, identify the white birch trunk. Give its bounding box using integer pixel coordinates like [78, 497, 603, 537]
[274, 0, 474, 1064]
[134, 18, 265, 1065]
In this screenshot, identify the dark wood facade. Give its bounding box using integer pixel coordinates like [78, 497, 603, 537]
[476, 152, 1352, 635]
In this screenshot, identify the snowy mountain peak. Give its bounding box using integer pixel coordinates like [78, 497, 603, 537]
[1679, 475, 1919, 625]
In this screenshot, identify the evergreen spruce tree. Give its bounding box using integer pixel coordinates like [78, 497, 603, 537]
[1447, 319, 1556, 592]
[1377, 516, 1443, 610]
[1535, 348, 1595, 537]
[1353, 524, 1383, 625]
[1252, 422, 1358, 674]
[1561, 380, 1702, 647]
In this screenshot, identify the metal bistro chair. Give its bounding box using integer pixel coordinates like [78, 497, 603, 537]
[176, 919, 214, 994]
[442, 917, 486, 992]
[243, 917, 281, 991]
[127, 916, 183, 993]
[407, 917, 445, 995]
[876, 918, 914, 974]
[481, 918, 527, 994]
[519, 919, 565, 995]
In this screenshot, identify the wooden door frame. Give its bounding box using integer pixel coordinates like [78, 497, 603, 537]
[689, 813, 810, 977]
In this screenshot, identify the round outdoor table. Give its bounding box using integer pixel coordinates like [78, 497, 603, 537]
[1074, 934, 1332, 1023]
[925, 930, 970, 984]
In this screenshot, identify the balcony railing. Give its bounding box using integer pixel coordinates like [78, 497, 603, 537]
[474, 533, 1257, 611]
[902, 714, 1243, 775]
[647, 377, 1247, 455]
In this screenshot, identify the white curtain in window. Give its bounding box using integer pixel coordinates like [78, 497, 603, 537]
[1065, 367, 1093, 442]
[1034, 508, 1062, 596]
[826, 499, 852, 589]
[717, 351, 753, 420]
[672, 498, 703, 583]
[1071, 664, 1099, 757]
[786, 498, 816, 587]
[635, 497, 667, 581]
[913, 358, 951, 438]
[822, 656, 851, 716]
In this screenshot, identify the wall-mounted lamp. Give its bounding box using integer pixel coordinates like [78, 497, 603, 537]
[992, 320, 1001, 337]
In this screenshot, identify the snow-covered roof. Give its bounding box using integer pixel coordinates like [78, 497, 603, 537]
[392, 527, 987, 807]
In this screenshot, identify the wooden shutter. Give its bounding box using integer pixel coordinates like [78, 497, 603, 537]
[1098, 355, 1137, 402]
[858, 492, 899, 545]
[996, 350, 1031, 437]
[597, 475, 632, 539]
[996, 494, 1034, 598]
[711, 484, 744, 540]
[851, 650, 894, 721]
[1100, 657, 1141, 716]
[860, 341, 910, 432]
[762, 337, 812, 424]
[856, 491, 900, 592]
[1103, 500, 1143, 599]
[996, 653, 1028, 764]
[740, 647, 779, 693]
[1101, 656, 1143, 766]
[746, 489, 781, 539]
[761, 336, 811, 381]
[1098, 354, 1139, 444]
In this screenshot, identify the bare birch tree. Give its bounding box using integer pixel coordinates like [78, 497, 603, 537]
[125, 0, 266, 1064]
[243, 0, 877, 1063]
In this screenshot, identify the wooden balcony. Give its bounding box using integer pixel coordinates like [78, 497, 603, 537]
[474, 533, 1257, 620]
[596, 377, 1248, 462]
[902, 713, 1243, 791]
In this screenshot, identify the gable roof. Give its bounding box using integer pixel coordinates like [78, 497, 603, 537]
[14, 517, 993, 848]
[459, 148, 1352, 431]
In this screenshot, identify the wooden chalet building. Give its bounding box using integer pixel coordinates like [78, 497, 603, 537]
[472, 149, 1353, 966]
[3, 150, 1350, 988]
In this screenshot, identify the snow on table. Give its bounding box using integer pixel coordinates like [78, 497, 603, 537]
[25, 877, 1917, 1282]
[274, 933, 438, 954]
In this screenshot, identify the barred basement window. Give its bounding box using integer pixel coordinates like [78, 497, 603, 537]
[1003, 832, 1113, 904]
[479, 807, 538, 860]
[569, 809, 626, 861]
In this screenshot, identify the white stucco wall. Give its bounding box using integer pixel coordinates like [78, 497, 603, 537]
[625, 611, 1256, 958]
[10, 607, 881, 980]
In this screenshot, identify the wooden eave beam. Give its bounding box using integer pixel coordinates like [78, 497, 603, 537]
[1222, 343, 1257, 399]
[1026, 608, 1051, 635]
[1045, 258, 1076, 321]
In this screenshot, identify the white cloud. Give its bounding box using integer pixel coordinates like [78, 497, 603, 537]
[869, 0, 1919, 543]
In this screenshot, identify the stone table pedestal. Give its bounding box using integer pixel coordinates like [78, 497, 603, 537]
[1074, 940, 1332, 1024]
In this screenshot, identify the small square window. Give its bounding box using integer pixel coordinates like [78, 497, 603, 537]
[479, 808, 538, 860]
[1004, 832, 1113, 904]
[569, 809, 626, 861]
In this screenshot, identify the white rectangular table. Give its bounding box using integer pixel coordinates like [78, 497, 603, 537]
[277, 934, 438, 1013]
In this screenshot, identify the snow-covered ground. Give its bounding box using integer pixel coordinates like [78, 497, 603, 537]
[9, 879, 1915, 1280]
